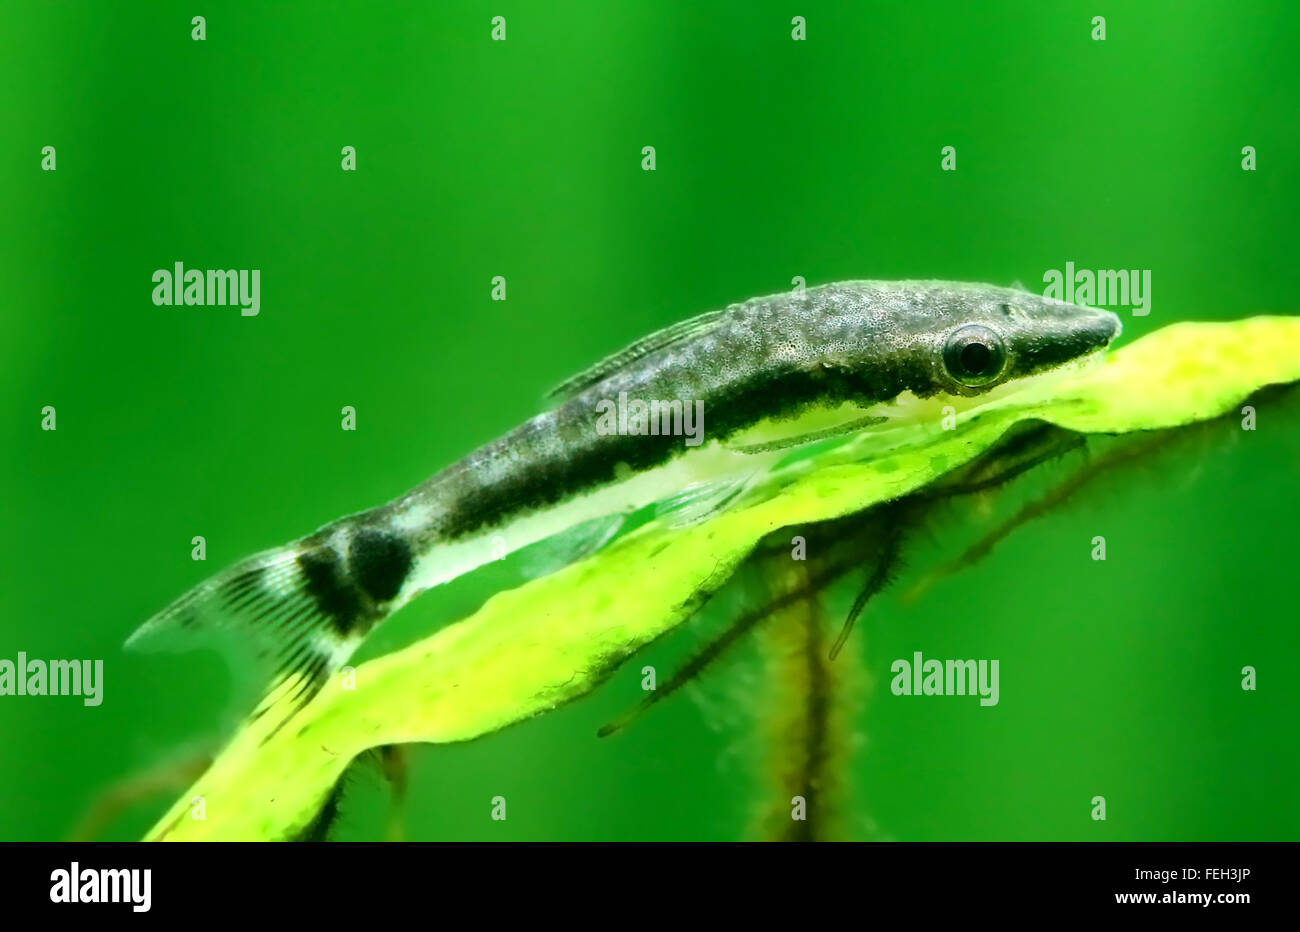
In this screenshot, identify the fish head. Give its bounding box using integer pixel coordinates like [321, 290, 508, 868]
[900, 282, 1122, 398]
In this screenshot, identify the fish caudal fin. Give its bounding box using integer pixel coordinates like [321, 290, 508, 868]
[125, 531, 405, 711]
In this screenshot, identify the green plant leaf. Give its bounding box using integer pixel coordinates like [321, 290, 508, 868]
[144, 316, 1300, 841]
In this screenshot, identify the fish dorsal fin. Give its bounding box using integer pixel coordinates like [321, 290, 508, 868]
[546, 308, 730, 403]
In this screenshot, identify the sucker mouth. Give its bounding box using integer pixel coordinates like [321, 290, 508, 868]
[848, 339, 1117, 436]
[983, 345, 1111, 406]
[916, 344, 1113, 422]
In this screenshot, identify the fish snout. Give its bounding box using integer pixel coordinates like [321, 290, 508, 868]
[1081, 307, 1123, 350]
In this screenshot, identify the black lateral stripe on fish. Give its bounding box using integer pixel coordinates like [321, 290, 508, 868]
[126, 280, 1121, 704]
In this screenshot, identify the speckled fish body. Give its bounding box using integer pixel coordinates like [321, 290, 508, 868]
[127, 280, 1120, 699]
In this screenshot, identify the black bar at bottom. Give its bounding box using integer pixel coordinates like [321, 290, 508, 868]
[0, 841, 1286, 918]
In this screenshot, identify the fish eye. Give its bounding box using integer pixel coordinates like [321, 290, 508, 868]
[942, 324, 1007, 387]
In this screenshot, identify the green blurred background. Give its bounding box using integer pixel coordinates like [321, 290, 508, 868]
[2, 0, 1297, 841]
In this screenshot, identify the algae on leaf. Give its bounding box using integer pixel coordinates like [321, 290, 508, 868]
[144, 317, 1300, 841]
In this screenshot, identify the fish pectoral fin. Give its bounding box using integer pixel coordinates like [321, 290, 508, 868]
[653, 474, 755, 528]
[545, 308, 729, 403]
[518, 513, 626, 579]
[727, 414, 890, 455]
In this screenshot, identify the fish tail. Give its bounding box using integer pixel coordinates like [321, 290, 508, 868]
[125, 523, 415, 709]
